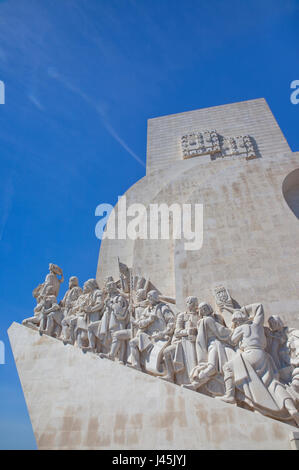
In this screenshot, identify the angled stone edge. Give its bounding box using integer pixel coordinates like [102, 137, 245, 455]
[289, 432, 299, 450]
[8, 322, 296, 450]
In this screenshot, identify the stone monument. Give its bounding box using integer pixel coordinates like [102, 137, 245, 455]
[8, 98, 299, 449]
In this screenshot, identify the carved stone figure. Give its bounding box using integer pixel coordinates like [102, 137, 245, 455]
[22, 264, 299, 428]
[22, 292, 45, 328]
[265, 315, 291, 382]
[81, 281, 118, 353]
[98, 281, 129, 359]
[46, 276, 82, 338]
[38, 286, 60, 333]
[100, 286, 148, 362]
[60, 299, 81, 344]
[23, 285, 60, 332]
[183, 302, 234, 392]
[23, 263, 64, 329]
[287, 329, 299, 402]
[129, 290, 175, 373]
[217, 304, 299, 425]
[161, 296, 199, 383]
[198, 301, 226, 325]
[39, 263, 64, 299]
[70, 279, 104, 349]
[59, 278, 83, 342]
[86, 297, 106, 353]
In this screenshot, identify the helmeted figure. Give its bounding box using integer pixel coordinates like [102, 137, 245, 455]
[217, 304, 299, 426]
[129, 290, 175, 372]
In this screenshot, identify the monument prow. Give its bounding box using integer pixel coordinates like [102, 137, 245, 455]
[8, 322, 296, 450]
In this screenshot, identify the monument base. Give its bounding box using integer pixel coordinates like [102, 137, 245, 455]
[8, 322, 297, 450]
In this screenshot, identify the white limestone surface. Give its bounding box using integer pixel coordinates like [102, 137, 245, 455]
[97, 99, 299, 327]
[8, 322, 296, 450]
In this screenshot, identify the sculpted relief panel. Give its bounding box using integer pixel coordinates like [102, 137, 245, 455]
[22, 261, 299, 428]
[181, 130, 221, 159]
[181, 130, 257, 161]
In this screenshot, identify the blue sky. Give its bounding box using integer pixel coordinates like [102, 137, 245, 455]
[0, 0, 298, 449]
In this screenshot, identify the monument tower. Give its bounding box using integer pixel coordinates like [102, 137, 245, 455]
[97, 98, 299, 327]
[9, 99, 299, 449]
